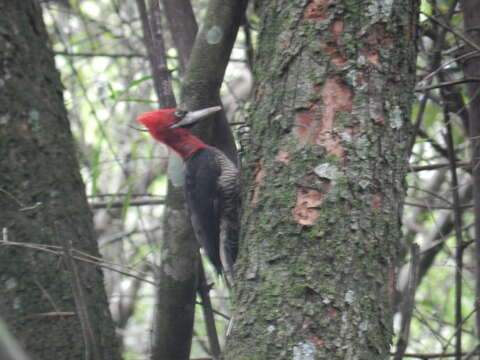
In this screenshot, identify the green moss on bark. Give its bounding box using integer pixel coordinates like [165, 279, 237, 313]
[225, 0, 418, 359]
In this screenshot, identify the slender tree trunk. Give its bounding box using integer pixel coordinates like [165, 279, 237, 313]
[226, 1, 419, 358]
[460, 0, 480, 339]
[0, 2, 120, 359]
[145, 0, 246, 358]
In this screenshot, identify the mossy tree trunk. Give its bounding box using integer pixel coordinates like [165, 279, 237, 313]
[226, 0, 418, 359]
[0, 1, 120, 359]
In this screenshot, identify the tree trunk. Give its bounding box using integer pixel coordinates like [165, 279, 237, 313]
[0, 1, 120, 359]
[460, 0, 480, 338]
[226, 0, 419, 358]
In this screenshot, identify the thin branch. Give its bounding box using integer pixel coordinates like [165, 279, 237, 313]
[0, 240, 155, 285]
[136, 0, 176, 108]
[54, 50, 145, 58]
[197, 263, 221, 360]
[443, 107, 464, 360]
[390, 350, 479, 359]
[422, 11, 480, 53]
[404, 201, 472, 210]
[56, 222, 101, 360]
[394, 244, 419, 360]
[0, 317, 31, 360]
[89, 197, 165, 209]
[415, 77, 480, 92]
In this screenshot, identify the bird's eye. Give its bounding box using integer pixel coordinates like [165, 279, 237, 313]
[174, 109, 187, 118]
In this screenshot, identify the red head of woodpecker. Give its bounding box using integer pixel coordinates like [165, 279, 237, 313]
[137, 106, 221, 160]
[137, 106, 239, 279]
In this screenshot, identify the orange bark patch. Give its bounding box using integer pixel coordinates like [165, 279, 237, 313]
[344, 125, 361, 135]
[327, 306, 339, 318]
[302, 315, 315, 329]
[320, 77, 353, 132]
[331, 53, 347, 66]
[332, 20, 343, 39]
[367, 26, 394, 48]
[275, 150, 290, 164]
[295, 108, 317, 145]
[316, 133, 344, 157]
[303, 0, 331, 21]
[371, 191, 384, 211]
[251, 161, 265, 205]
[365, 51, 380, 66]
[318, 77, 352, 156]
[307, 333, 325, 347]
[324, 45, 347, 67]
[388, 265, 396, 300]
[294, 77, 352, 158]
[323, 45, 336, 55]
[356, 71, 367, 86]
[255, 85, 265, 101]
[292, 186, 330, 226]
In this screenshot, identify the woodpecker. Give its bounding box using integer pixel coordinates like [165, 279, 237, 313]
[137, 106, 239, 278]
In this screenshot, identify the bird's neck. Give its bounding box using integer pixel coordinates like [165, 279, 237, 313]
[157, 129, 209, 160]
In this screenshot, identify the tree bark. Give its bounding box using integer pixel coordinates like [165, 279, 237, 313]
[226, 0, 419, 358]
[460, 0, 480, 338]
[0, 1, 120, 359]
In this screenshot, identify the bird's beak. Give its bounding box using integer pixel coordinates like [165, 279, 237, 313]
[169, 106, 222, 129]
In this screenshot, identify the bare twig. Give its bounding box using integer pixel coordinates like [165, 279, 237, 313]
[54, 50, 145, 58]
[136, 0, 176, 108]
[415, 77, 480, 92]
[89, 197, 165, 209]
[460, 0, 480, 339]
[443, 107, 464, 360]
[198, 263, 221, 360]
[409, 162, 470, 172]
[56, 222, 101, 360]
[0, 317, 31, 360]
[422, 11, 480, 53]
[0, 240, 155, 285]
[394, 244, 419, 360]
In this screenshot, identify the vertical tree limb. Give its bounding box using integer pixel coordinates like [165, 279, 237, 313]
[180, 0, 248, 163]
[161, 1, 237, 356]
[460, 0, 480, 339]
[443, 109, 465, 360]
[137, 0, 247, 358]
[57, 222, 101, 360]
[161, 0, 198, 71]
[136, 0, 176, 107]
[0, 318, 30, 360]
[394, 245, 419, 360]
[198, 264, 221, 360]
[135, 1, 199, 359]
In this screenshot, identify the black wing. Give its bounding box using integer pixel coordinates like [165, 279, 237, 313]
[185, 148, 223, 274]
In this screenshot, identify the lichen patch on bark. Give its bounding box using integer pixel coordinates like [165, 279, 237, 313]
[292, 185, 330, 226]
